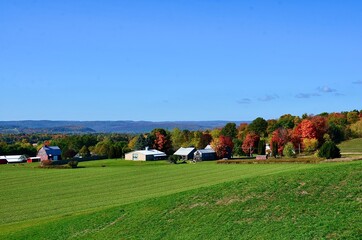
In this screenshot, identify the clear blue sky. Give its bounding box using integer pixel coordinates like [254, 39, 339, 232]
[1, 0, 361, 121]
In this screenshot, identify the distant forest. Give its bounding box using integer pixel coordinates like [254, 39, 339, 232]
[1, 110, 362, 159]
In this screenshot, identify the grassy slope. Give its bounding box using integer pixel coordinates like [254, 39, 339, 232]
[4, 161, 361, 240]
[0, 160, 321, 235]
[338, 138, 362, 154]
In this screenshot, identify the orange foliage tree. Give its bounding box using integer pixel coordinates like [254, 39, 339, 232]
[211, 135, 234, 159]
[242, 133, 260, 156]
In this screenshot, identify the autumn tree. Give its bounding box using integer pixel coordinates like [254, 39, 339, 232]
[191, 131, 212, 149]
[347, 111, 359, 124]
[350, 119, 362, 137]
[237, 123, 248, 140]
[151, 129, 172, 155]
[211, 135, 234, 159]
[310, 115, 328, 144]
[299, 119, 317, 139]
[171, 128, 184, 150]
[210, 128, 221, 139]
[270, 128, 291, 155]
[242, 133, 260, 156]
[128, 136, 138, 150]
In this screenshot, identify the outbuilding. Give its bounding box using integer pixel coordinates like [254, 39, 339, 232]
[0, 155, 27, 163]
[173, 147, 196, 160]
[125, 148, 167, 161]
[193, 145, 217, 161]
[37, 146, 62, 161]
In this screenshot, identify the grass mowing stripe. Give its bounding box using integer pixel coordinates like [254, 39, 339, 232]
[0, 160, 328, 232]
[3, 161, 360, 240]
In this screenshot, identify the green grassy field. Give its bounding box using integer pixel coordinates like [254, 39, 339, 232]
[0, 159, 361, 239]
[338, 138, 362, 154]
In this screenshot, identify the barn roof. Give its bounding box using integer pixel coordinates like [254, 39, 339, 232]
[196, 145, 215, 154]
[42, 146, 62, 156]
[174, 147, 196, 156]
[196, 149, 215, 154]
[129, 149, 167, 157]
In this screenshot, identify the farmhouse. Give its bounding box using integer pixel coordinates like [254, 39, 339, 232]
[125, 148, 167, 161]
[37, 146, 62, 161]
[173, 147, 196, 160]
[0, 155, 27, 163]
[193, 145, 217, 161]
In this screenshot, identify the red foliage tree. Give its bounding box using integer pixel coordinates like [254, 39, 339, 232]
[242, 133, 260, 156]
[153, 131, 172, 154]
[310, 115, 328, 142]
[299, 119, 317, 139]
[211, 135, 234, 159]
[200, 132, 212, 148]
[271, 128, 291, 155]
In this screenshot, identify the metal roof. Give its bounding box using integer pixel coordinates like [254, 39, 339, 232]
[174, 147, 196, 156]
[42, 146, 62, 156]
[130, 149, 167, 157]
[196, 149, 215, 154]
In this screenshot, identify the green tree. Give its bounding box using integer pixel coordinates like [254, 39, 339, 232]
[277, 114, 296, 129]
[171, 128, 185, 150]
[134, 134, 148, 150]
[257, 139, 266, 155]
[232, 139, 244, 156]
[220, 123, 237, 138]
[79, 145, 90, 158]
[318, 141, 341, 159]
[248, 117, 268, 136]
[283, 142, 296, 158]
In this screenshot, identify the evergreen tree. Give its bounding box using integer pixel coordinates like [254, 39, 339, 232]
[318, 141, 341, 159]
[134, 134, 148, 150]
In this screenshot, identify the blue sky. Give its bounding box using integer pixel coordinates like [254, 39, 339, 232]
[1, 0, 361, 121]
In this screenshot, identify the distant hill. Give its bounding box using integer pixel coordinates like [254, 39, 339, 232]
[0, 120, 248, 134]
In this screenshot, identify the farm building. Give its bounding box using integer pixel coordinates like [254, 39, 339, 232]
[173, 147, 196, 160]
[37, 146, 62, 161]
[0, 155, 27, 163]
[0, 156, 6, 164]
[193, 145, 217, 161]
[125, 148, 167, 161]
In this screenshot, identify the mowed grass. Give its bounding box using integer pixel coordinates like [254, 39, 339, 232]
[338, 138, 362, 154]
[0, 159, 328, 236]
[3, 161, 361, 240]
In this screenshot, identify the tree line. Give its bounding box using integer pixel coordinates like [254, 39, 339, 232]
[1, 110, 362, 159]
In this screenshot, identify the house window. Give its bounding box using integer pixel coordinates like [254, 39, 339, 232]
[132, 153, 138, 160]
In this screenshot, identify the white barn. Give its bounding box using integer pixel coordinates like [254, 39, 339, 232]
[173, 147, 196, 160]
[125, 148, 167, 161]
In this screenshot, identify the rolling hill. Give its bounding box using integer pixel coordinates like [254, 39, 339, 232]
[0, 120, 248, 133]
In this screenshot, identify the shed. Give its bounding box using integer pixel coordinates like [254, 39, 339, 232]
[125, 148, 167, 161]
[193, 145, 217, 161]
[173, 147, 196, 160]
[37, 146, 62, 161]
[0, 155, 27, 163]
